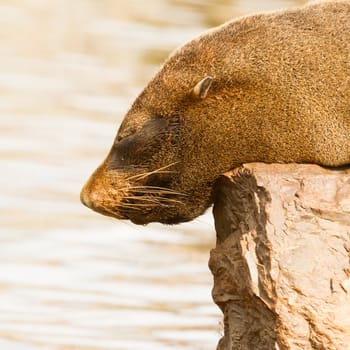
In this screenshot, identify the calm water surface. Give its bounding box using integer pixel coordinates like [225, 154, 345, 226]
[0, 0, 306, 349]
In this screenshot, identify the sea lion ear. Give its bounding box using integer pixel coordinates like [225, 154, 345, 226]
[192, 76, 213, 99]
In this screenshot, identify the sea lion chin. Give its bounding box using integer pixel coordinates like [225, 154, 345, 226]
[81, 1, 350, 225]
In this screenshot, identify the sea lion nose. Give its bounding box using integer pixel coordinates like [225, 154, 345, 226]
[80, 183, 92, 209]
[80, 163, 106, 210]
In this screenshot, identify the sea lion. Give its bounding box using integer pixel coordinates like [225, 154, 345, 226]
[80, 1, 350, 225]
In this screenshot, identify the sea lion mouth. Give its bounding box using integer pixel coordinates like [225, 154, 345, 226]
[81, 186, 187, 224]
[119, 184, 188, 222]
[81, 161, 188, 224]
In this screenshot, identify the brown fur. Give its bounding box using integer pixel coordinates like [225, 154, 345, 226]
[81, 1, 350, 225]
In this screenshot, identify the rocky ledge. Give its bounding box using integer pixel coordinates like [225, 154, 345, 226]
[209, 163, 350, 350]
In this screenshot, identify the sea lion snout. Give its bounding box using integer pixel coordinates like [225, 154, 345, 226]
[80, 165, 127, 220]
[80, 184, 92, 209]
[80, 179, 103, 212]
[80, 160, 193, 224]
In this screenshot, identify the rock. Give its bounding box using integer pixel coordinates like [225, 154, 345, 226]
[209, 163, 350, 350]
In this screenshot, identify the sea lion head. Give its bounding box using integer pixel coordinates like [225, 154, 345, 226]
[81, 34, 232, 224]
[81, 2, 350, 224]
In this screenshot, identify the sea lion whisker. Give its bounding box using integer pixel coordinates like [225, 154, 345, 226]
[124, 196, 162, 204]
[125, 162, 180, 181]
[125, 195, 184, 206]
[126, 170, 175, 182]
[123, 202, 156, 208]
[111, 203, 142, 211]
[108, 200, 154, 211]
[117, 205, 148, 212]
[154, 198, 185, 205]
[126, 199, 179, 208]
[124, 185, 187, 196]
[102, 205, 126, 217]
[129, 189, 184, 196]
[108, 186, 185, 199]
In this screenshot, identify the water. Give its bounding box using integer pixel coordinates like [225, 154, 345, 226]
[0, 0, 306, 349]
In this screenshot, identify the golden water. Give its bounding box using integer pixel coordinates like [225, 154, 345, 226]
[0, 0, 306, 349]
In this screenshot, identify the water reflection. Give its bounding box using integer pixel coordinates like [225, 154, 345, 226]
[0, 0, 306, 349]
